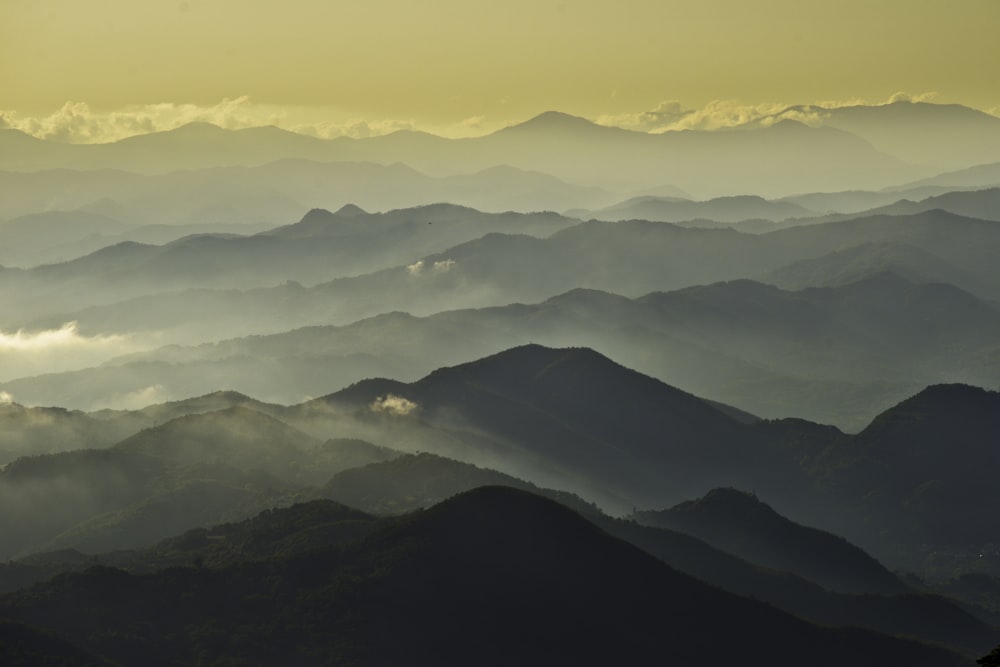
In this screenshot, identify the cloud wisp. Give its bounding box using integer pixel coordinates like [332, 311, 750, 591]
[596, 91, 947, 133]
[0, 98, 497, 144]
[0, 322, 141, 383]
[0, 91, 983, 146]
[370, 394, 418, 417]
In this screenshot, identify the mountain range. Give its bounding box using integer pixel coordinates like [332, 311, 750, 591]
[3, 344, 998, 570]
[0, 486, 978, 666]
[0, 160, 616, 235]
[5, 210, 998, 430]
[2, 105, 970, 198]
[1, 343, 998, 661]
[2, 99, 1000, 664]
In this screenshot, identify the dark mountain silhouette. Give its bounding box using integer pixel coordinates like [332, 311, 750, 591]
[280, 452, 1000, 653]
[307, 344, 825, 510]
[308, 455, 1000, 653]
[0, 487, 974, 666]
[936, 574, 1000, 625]
[9, 267, 997, 430]
[634, 487, 905, 594]
[119, 389, 285, 424]
[0, 617, 117, 667]
[318, 451, 600, 517]
[0, 406, 398, 558]
[0, 347, 998, 629]
[811, 384, 1000, 565]
[0, 467, 993, 655]
[298, 351, 1000, 571]
[605, 517, 996, 655]
[3, 97, 999, 664]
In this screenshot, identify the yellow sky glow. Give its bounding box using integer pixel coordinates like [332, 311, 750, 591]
[2, 0, 999, 134]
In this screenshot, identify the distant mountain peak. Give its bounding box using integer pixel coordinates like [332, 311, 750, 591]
[861, 383, 1000, 442]
[527, 110, 590, 124]
[499, 111, 610, 134]
[297, 208, 337, 224]
[672, 487, 769, 515]
[428, 343, 598, 374]
[163, 121, 226, 135]
[334, 203, 368, 218]
[897, 383, 997, 406]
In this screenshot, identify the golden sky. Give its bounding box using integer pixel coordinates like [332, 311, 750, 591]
[2, 0, 999, 139]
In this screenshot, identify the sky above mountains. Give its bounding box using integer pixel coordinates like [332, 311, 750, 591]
[2, 0, 999, 142]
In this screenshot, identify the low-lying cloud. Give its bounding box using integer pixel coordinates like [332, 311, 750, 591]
[0, 322, 140, 382]
[92, 385, 171, 411]
[0, 98, 280, 144]
[370, 394, 418, 416]
[0, 321, 120, 352]
[0, 92, 973, 145]
[596, 92, 945, 134]
[294, 117, 416, 140]
[406, 259, 456, 277]
[0, 99, 497, 144]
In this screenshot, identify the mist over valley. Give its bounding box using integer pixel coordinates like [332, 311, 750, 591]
[3, 39, 1000, 662]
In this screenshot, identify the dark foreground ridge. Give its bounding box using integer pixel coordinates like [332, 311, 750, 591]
[0, 487, 973, 666]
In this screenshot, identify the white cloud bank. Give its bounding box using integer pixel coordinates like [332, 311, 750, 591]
[596, 91, 945, 133]
[406, 259, 455, 277]
[92, 385, 172, 411]
[0, 98, 497, 144]
[1, 91, 985, 145]
[0, 322, 142, 382]
[370, 394, 418, 416]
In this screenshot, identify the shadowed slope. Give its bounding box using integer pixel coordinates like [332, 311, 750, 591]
[0, 487, 973, 667]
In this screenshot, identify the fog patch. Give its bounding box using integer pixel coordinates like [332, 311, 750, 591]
[0, 391, 13, 405]
[370, 394, 418, 417]
[406, 259, 454, 277]
[93, 385, 171, 411]
[887, 91, 937, 104]
[0, 99, 492, 144]
[0, 97, 278, 144]
[295, 117, 415, 140]
[597, 99, 788, 133]
[596, 92, 942, 133]
[0, 322, 143, 382]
